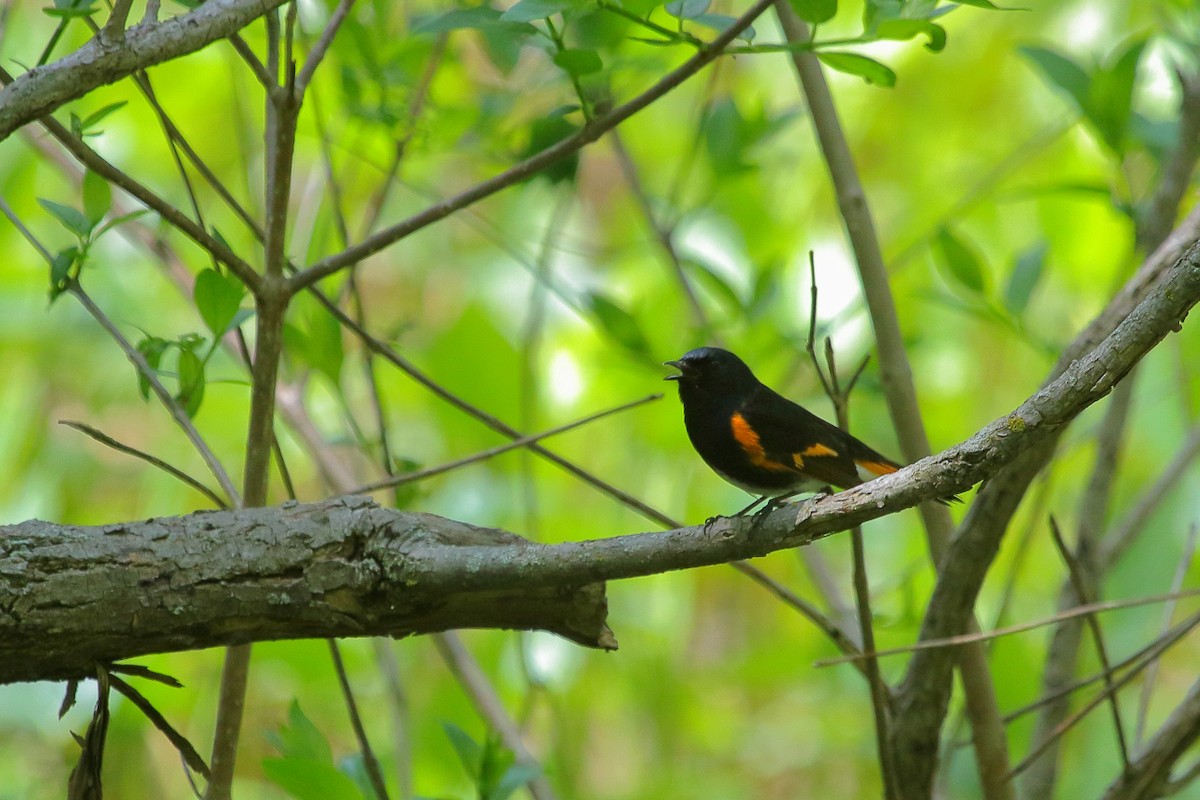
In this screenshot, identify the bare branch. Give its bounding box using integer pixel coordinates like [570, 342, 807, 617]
[59, 420, 227, 510]
[287, 0, 776, 293]
[295, 0, 355, 95]
[0, 0, 291, 142]
[4, 236, 1198, 683]
[773, 3, 1010, 793]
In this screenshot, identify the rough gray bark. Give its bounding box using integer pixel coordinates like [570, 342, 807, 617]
[890, 227, 1200, 795]
[0, 0, 289, 143]
[1, 496, 614, 684]
[1, 228, 1197, 696]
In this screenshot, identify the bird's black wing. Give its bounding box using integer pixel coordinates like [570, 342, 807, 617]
[734, 386, 902, 490]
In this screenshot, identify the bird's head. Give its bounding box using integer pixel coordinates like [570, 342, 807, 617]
[664, 347, 758, 398]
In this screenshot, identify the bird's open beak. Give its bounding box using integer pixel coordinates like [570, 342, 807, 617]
[663, 360, 685, 381]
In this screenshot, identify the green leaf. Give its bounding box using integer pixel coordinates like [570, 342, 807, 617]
[43, 0, 98, 19]
[489, 762, 543, 800]
[193, 269, 247, 338]
[336, 753, 375, 800]
[261, 759, 363, 800]
[479, 735, 516, 799]
[664, 0, 711, 19]
[586, 292, 651, 355]
[874, 19, 946, 52]
[1087, 38, 1146, 155]
[684, 257, 743, 312]
[934, 227, 987, 295]
[77, 101, 125, 135]
[442, 723, 482, 781]
[522, 114, 580, 184]
[817, 52, 896, 87]
[269, 701, 333, 764]
[704, 98, 752, 174]
[390, 457, 423, 510]
[1019, 46, 1090, 113]
[135, 336, 170, 400]
[1130, 112, 1177, 163]
[176, 347, 206, 418]
[38, 198, 93, 237]
[788, 0, 837, 25]
[1004, 242, 1047, 315]
[414, 7, 533, 34]
[48, 246, 79, 303]
[500, 0, 575, 22]
[481, 24, 530, 74]
[82, 170, 111, 226]
[284, 298, 344, 386]
[553, 48, 602, 77]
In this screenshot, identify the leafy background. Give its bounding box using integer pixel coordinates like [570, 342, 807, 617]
[2, 0, 1200, 797]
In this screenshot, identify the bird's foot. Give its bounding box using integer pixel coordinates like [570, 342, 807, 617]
[735, 496, 769, 517]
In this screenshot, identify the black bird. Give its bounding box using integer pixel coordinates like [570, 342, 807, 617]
[665, 347, 952, 511]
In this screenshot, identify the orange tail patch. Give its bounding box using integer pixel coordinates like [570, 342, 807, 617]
[855, 459, 899, 479]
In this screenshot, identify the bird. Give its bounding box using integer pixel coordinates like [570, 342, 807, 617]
[664, 346, 956, 513]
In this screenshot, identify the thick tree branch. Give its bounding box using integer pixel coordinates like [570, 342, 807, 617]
[892, 225, 1200, 795]
[1, 496, 615, 685]
[0, 0, 289, 143]
[773, 4, 1011, 794]
[4, 235, 1198, 685]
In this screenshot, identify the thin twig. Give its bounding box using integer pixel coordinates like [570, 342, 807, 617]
[730, 561, 867, 674]
[1099, 424, 1200, 569]
[1005, 609, 1200, 724]
[1048, 516, 1131, 773]
[295, 0, 355, 94]
[353, 396, 662, 493]
[110, 674, 211, 780]
[1135, 523, 1199, 745]
[1026, 376, 1136, 796]
[100, 0, 135, 46]
[371, 640, 411, 800]
[433, 633, 559, 800]
[609, 129, 716, 340]
[227, 33, 274, 89]
[806, 255, 897, 797]
[67, 285, 241, 505]
[210, 23, 301, 798]
[817, 588, 1200, 667]
[328, 641, 390, 800]
[288, 0, 776, 293]
[776, 1, 1013, 792]
[59, 420, 227, 509]
[1006, 607, 1200, 783]
[357, 33, 447, 241]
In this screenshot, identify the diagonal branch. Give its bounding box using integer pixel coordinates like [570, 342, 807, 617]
[0, 0, 290, 142]
[1101, 677, 1200, 800]
[891, 219, 1200, 796]
[286, 0, 776, 293]
[4, 239, 1197, 685]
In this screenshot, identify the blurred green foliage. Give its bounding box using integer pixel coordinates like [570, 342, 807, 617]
[1, 0, 1200, 798]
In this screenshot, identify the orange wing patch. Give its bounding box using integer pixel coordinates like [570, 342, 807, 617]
[730, 412, 794, 472]
[801, 443, 839, 458]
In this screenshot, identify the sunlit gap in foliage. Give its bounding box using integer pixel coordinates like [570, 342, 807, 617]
[546, 349, 584, 408]
[1061, 1, 1108, 49]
